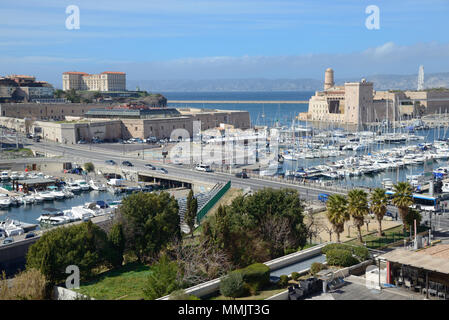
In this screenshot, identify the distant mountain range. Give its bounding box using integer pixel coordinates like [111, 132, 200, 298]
[128, 72, 449, 92]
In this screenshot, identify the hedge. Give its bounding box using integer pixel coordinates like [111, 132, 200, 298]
[325, 249, 359, 267]
[234, 263, 270, 293]
[279, 275, 289, 286]
[310, 262, 327, 275]
[322, 244, 369, 263]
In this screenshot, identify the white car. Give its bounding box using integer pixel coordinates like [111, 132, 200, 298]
[195, 164, 212, 172]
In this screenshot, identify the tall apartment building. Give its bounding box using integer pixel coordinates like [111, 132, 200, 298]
[62, 71, 126, 91]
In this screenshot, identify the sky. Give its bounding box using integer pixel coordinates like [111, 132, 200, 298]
[1, 0, 449, 87]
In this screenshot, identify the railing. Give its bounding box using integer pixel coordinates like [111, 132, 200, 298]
[196, 180, 231, 223]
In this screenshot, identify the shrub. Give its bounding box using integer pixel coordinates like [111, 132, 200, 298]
[284, 248, 297, 255]
[220, 272, 247, 299]
[310, 262, 327, 275]
[84, 162, 95, 172]
[278, 275, 289, 286]
[291, 272, 300, 281]
[237, 263, 270, 289]
[143, 255, 181, 300]
[168, 289, 201, 300]
[0, 269, 47, 300]
[322, 243, 369, 263]
[325, 249, 359, 267]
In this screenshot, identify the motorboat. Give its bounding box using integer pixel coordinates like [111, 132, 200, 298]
[36, 190, 55, 201]
[89, 180, 106, 191]
[0, 219, 24, 237]
[37, 208, 70, 226]
[0, 171, 9, 181]
[67, 182, 82, 193]
[75, 180, 90, 192]
[22, 195, 36, 204]
[33, 194, 44, 203]
[9, 172, 19, 180]
[47, 186, 65, 200]
[0, 196, 11, 209]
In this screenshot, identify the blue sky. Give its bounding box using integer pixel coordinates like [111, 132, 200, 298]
[1, 0, 449, 87]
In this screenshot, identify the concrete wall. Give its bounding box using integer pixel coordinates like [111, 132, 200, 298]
[157, 243, 327, 300]
[0, 103, 106, 120]
[53, 286, 93, 300]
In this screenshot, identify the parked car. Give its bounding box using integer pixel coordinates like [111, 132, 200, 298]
[33, 136, 41, 142]
[25, 232, 36, 239]
[2, 237, 14, 245]
[105, 160, 116, 165]
[145, 163, 156, 170]
[147, 136, 157, 143]
[77, 139, 87, 144]
[122, 161, 133, 167]
[235, 171, 249, 179]
[157, 168, 168, 174]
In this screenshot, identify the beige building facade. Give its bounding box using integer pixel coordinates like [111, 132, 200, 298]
[62, 71, 126, 91]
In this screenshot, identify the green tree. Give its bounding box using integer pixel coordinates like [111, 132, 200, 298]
[108, 223, 126, 268]
[201, 188, 305, 267]
[26, 221, 111, 285]
[347, 189, 369, 243]
[392, 182, 414, 232]
[370, 188, 388, 236]
[403, 208, 422, 232]
[118, 192, 180, 262]
[184, 190, 197, 238]
[143, 255, 180, 300]
[84, 162, 95, 173]
[326, 194, 349, 242]
[219, 272, 246, 299]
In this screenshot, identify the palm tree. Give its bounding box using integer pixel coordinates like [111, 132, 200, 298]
[370, 188, 388, 237]
[326, 194, 349, 243]
[392, 182, 414, 232]
[347, 189, 369, 243]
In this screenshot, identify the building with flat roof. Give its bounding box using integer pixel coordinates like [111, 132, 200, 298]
[62, 71, 126, 91]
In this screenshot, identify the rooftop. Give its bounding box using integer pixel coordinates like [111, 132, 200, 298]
[379, 245, 449, 275]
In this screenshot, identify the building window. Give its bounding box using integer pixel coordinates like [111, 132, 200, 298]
[135, 127, 138, 131]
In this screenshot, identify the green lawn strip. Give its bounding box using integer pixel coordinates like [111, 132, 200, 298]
[76, 262, 151, 300]
[344, 225, 428, 249]
[209, 283, 288, 301]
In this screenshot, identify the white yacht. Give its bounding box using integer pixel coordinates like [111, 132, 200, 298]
[33, 194, 44, 203]
[75, 180, 90, 192]
[89, 180, 106, 191]
[0, 171, 9, 181]
[37, 208, 70, 226]
[47, 186, 65, 200]
[37, 190, 55, 201]
[67, 182, 82, 193]
[0, 196, 11, 209]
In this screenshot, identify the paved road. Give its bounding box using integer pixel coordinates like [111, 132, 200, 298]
[22, 137, 347, 202]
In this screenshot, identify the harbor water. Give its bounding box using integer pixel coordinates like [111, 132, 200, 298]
[0, 190, 123, 226]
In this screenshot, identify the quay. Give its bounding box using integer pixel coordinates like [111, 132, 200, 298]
[168, 100, 309, 104]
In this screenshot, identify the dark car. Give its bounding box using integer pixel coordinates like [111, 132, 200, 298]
[33, 136, 40, 142]
[122, 161, 133, 167]
[157, 167, 168, 174]
[25, 232, 36, 239]
[235, 172, 249, 179]
[2, 237, 14, 245]
[105, 160, 116, 165]
[145, 163, 156, 170]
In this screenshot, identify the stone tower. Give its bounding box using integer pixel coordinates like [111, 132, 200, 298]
[324, 68, 335, 90]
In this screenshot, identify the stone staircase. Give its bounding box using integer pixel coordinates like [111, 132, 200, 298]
[178, 183, 224, 234]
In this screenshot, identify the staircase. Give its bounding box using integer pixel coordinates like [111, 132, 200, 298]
[178, 182, 227, 234]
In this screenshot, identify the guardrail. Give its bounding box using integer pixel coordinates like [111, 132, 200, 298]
[196, 180, 231, 223]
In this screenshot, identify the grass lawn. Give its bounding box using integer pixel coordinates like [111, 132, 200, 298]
[209, 283, 288, 301]
[76, 262, 151, 300]
[344, 225, 429, 249]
